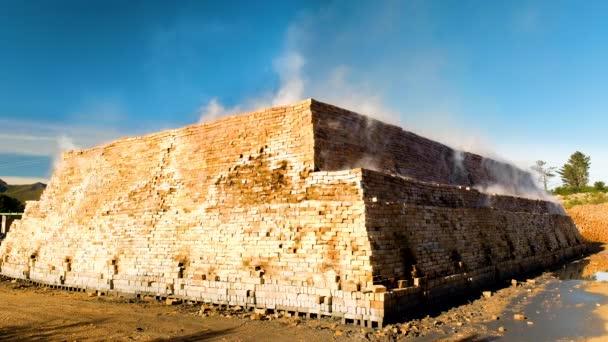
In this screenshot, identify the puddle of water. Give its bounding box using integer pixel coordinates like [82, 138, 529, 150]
[553, 260, 595, 281]
[488, 256, 608, 341]
[488, 279, 606, 342]
[552, 260, 608, 282]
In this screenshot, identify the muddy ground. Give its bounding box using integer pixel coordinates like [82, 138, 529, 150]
[1, 247, 608, 341]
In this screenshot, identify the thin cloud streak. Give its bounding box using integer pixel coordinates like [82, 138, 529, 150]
[0, 119, 122, 156]
[0, 176, 49, 185]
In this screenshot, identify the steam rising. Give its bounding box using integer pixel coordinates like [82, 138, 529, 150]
[196, 5, 559, 205]
[475, 159, 555, 201]
[57, 135, 79, 152]
[198, 51, 306, 123]
[52, 135, 80, 170]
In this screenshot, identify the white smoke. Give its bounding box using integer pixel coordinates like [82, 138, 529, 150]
[473, 158, 558, 203]
[198, 98, 236, 123]
[52, 135, 80, 170]
[270, 51, 305, 107]
[198, 51, 305, 123]
[195, 5, 559, 203]
[57, 135, 79, 152]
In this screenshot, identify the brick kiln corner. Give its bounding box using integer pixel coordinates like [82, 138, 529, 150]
[0, 99, 585, 326]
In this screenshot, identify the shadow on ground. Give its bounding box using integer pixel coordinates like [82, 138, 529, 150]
[154, 327, 237, 342]
[0, 319, 108, 341]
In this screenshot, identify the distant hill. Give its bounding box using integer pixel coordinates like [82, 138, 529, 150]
[0, 179, 47, 204]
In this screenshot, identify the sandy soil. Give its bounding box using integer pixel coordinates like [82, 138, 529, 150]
[0, 280, 337, 341]
[0, 277, 575, 342]
[567, 203, 608, 242]
[583, 282, 608, 342]
[1, 248, 608, 341]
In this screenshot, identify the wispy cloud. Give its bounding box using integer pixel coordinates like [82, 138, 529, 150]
[1, 97, 155, 158]
[0, 118, 122, 157]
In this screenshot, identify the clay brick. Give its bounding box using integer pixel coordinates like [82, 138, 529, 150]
[0, 99, 583, 323]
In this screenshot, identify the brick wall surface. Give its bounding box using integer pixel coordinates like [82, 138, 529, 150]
[361, 169, 581, 284]
[311, 100, 538, 193]
[0, 99, 584, 324]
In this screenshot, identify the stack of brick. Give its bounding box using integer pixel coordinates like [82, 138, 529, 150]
[311, 101, 539, 194]
[0, 99, 585, 325]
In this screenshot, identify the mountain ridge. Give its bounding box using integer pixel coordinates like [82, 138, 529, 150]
[0, 178, 47, 204]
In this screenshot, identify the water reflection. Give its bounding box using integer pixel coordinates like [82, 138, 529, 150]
[553, 260, 594, 280]
[595, 272, 608, 281]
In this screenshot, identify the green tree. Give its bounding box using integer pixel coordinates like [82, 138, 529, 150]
[558, 151, 591, 189]
[0, 194, 24, 213]
[594, 181, 606, 191]
[531, 160, 557, 191]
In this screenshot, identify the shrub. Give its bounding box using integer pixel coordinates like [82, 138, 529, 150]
[0, 194, 24, 213]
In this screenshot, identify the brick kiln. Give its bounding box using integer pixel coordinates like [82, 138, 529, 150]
[0, 99, 585, 326]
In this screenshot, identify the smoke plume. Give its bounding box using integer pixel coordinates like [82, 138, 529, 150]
[196, 3, 557, 203]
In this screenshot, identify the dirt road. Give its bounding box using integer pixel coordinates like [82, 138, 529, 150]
[1, 248, 608, 341]
[0, 281, 337, 341]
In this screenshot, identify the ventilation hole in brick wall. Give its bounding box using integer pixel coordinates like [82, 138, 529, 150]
[529, 244, 536, 255]
[239, 154, 243, 159]
[526, 237, 536, 255]
[400, 247, 417, 284]
[278, 244, 283, 248]
[265, 232, 270, 237]
[542, 234, 553, 251]
[481, 245, 492, 266]
[178, 262, 185, 279]
[260, 147, 264, 153]
[292, 248, 298, 253]
[255, 266, 261, 271]
[505, 237, 516, 259]
[111, 259, 118, 274]
[65, 257, 72, 272]
[201, 274, 206, 280]
[450, 250, 463, 270]
[30, 253, 37, 260]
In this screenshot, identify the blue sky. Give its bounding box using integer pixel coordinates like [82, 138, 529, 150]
[1, 0, 607, 188]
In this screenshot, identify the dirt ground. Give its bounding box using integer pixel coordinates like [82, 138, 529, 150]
[1, 248, 608, 341]
[567, 203, 608, 243]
